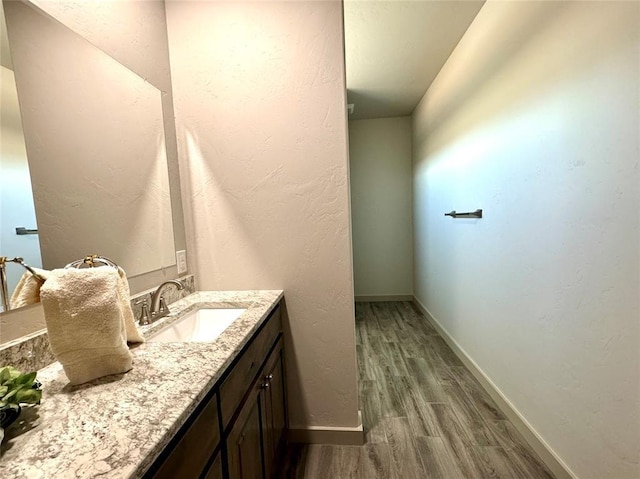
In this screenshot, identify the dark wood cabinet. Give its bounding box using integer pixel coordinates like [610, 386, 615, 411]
[203, 452, 223, 479]
[260, 343, 286, 479]
[228, 337, 286, 479]
[152, 391, 220, 479]
[227, 388, 263, 479]
[148, 304, 286, 479]
[219, 309, 281, 429]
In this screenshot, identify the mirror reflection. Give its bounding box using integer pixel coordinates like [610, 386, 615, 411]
[0, 0, 177, 314]
[0, 3, 42, 311]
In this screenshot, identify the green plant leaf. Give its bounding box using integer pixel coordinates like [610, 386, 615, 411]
[0, 366, 22, 385]
[0, 367, 11, 384]
[0, 366, 42, 407]
[15, 372, 37, 386]
[2, 389, 18, 403]
[16, 388, 41, 405]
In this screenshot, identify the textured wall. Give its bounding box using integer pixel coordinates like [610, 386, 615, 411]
[30, 0, 170, 91]
[412, 1, 639, 477]
[349, 117, 413, 297]
[166, 1, 359, 429]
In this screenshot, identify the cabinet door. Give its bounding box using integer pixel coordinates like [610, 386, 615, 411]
[268, 352, 286, 457]
[227, 390, 264, 479]
[261, 342, 286, 478]
[203, 451, 223, 479]
[220, 308, 281, 430]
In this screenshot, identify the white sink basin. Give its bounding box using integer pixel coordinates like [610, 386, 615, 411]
[148, 308, 246, 342]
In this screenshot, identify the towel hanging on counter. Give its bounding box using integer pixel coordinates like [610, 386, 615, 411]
[63, 254, 144, 344]
[40, 268, 136, 385]
[117, 266, 144, 344]
[10, 267, 49, 309]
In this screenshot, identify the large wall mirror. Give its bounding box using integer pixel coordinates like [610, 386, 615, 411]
[0, 0, 187, 343]
[0, 2, 41, 310]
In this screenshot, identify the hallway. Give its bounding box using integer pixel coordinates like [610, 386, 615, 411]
[283, 302, 555, 478]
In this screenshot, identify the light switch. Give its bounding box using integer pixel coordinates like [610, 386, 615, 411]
[176, 250, 187, 274]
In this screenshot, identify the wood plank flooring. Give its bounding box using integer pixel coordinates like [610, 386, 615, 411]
[281, 302, 555, 479]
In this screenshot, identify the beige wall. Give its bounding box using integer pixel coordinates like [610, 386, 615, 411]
[165, 1, 359, 430]
[30, 0, 171, 91]
[349, 117, 413, 297]
[412, 1, 639, 477]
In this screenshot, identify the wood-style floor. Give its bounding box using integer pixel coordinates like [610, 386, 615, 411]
[281, 301, 555, 478]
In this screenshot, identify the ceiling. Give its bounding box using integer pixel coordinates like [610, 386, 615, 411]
[1, 1, 484, 118]
[344, 0, 485, 120]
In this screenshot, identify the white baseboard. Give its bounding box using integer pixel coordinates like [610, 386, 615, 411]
[412, 297, 576, 479]
[355, 294, 413, 302]
[288, 410, 364, 445]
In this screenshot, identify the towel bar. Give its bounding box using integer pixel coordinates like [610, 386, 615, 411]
[0, 256, 45, 281]
[0, 256, 45, 312]
[445, 209, 483, 219]
[15, 227, 39, 235]
[65, 255, 119, 270]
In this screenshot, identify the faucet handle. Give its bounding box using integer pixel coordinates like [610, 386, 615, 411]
[158, 296, 168, 314]
[135, 298, 150, 325]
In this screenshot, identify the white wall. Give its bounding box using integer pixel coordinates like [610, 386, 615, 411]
[349, 117, 413, 297]
[165, 1, 359, 430]
[412, 2, 639, 478]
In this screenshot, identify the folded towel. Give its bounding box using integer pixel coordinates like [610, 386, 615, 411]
[10, 268, 49, 309]
[40, 268, 133, 385]
[116, 267, 144, 343]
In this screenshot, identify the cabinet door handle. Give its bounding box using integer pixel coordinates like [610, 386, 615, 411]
[261, 382, 270, 389]
[265, 374, 273, 381]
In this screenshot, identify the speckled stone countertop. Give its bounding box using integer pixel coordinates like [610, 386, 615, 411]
[0, 290, 283, 479]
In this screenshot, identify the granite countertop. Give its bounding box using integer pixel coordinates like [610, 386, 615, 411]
[0, 290, 284, 479]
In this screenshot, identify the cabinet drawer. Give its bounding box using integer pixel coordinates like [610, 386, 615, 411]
[220, 306, 281, 429]
[152, 392, 220, 479]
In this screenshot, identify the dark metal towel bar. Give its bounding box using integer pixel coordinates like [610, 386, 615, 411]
[445, 209, 483, 219]
[15, 227, 39, 235]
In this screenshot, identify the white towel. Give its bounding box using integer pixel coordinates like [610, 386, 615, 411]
[40, 268, 133, 385]
[10, 268, 49, 309]
[117, 267, 144, 343]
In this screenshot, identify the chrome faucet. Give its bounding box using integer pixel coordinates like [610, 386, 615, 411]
[149, 279, 185, 321]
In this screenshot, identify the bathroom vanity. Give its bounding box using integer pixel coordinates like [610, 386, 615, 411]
[0, 290, 286, 479]
[148, 294, 287, 479]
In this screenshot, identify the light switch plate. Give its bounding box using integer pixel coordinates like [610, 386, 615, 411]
[176, 250, 187, 274]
